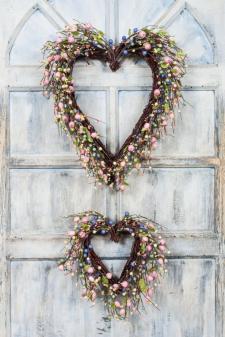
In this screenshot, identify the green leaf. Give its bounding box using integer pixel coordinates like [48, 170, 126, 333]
[128, 28, 131, 36]
[139, 278, 148, 293]
[101, 276, 109, 287]
[84, 264, 90, 272]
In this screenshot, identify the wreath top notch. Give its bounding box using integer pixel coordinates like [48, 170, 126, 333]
[42, 22, 186, 191]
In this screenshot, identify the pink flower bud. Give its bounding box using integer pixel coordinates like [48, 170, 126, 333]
[68, 230, 75, 236]
[55, 72, 61, 78]
[144, 122, 150, 129]
[91, 132, 97, 138]
[88, 276, 95, 282]
[87, 267, 94, 274]
[58, 265, 64, 271]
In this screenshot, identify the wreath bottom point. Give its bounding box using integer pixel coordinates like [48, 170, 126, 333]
[59, 211, 168, 319]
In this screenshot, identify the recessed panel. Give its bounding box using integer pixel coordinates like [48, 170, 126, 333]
[49, 0, 106, 31]
[10, 259, 215, 337]
[10, 169, 107, 234]
[10, 9, 57, 65]
[118, 90, 215, 157]
[120, 168, 214, 232]
[10, 90, 107, 156]
[118, 0, 174, 38]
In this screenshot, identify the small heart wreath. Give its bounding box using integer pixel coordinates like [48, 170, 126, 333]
[58, 211, 168, 319]
[42, 22, 186, 191]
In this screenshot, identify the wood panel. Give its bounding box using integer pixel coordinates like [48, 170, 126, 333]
[10, 258, 215, 337]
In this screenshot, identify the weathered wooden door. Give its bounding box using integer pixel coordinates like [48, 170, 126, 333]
[0, 0, 224, 336]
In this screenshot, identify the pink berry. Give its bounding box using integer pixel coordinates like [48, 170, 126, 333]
[138, 30, 146, 38]
[158, 258, 164, 265]
[144, 42, 151, 50]
[151, 271, 158, 279]
[69, 121, 75, 129]
[54, 55, 61, 61]
[128, 144, 135, 152]
[75, 113, 81, 120]
[142, 236, 148, 242]
[114, 301, 121, 308]
[160, 239, 166, 245]
[147, 244, 152, 252]
[154, 89, 161, 97]
[62, 115, 69, 123]
[164, 56, 173, 64]
[151, 136, 157, 144]
[119, 309, 125, 316]
[144, 122, 150, 129]
[147, 288, 153, 297]
[58, 265, 64, 271]
[147, 275, 154, 282]
[106, 273, 112, 279]
[121, 281, 128, 288]
[68, 36, 75, 43]
[87, 267, 94, 274]
[127, 299, 132, 307]
[169, 112, 175, 119]
[159, 245, 166, 251]
[88, 276, 95, 282]
[91, 132, 97, 138]
[55, 72, 61, 78]
[113, 284, 119, 291]
[79, 231, 86, 238]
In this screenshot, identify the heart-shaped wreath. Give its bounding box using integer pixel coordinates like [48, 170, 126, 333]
[58, 211, 168, 319]
[42, 22, 186, 191]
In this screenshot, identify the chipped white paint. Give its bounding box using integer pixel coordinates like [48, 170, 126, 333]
[0, 1, 224, 337]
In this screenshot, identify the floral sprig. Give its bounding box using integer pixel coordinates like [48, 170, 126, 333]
[42, 22, 186, 191]
[58, 211, 169, 319]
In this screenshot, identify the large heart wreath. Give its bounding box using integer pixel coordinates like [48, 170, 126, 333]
[58, 211, 168, 319]
[42, 22, 186, 191]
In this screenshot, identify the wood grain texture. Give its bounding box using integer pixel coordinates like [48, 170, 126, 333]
[10, 259, 215, 337]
